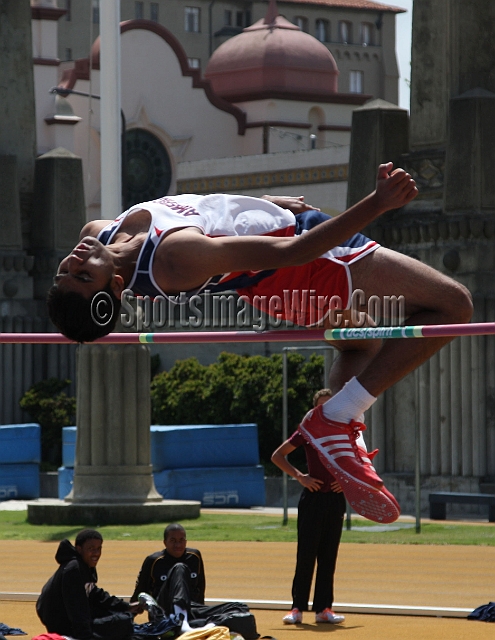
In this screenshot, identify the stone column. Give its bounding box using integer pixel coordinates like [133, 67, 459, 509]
[346, 99, 409, 208]
[0, 0, 36, 196]
[28, 344, 201, 524]
[31, 148, 86, 299]
[67, 344, 162, 503]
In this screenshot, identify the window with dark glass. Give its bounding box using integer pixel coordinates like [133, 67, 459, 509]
[185, 6, 200, 32]
[361, 22, 373, 46]
[150, 3, 159, 22]
[125, 129, 173, 208]
[350, 70, 364, 93]
[339, 20, 352, 44]
[135, 1, 144, 19]
[294, 16, 308, 32]
[316, 18, 329, 42]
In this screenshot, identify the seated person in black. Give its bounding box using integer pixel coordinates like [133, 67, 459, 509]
[132, 523, 207, 632]
[132, 523, 257, 637]
[37, 529, 142, 640]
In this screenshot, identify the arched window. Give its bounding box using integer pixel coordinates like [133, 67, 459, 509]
[315, 19, 329, 43]
[361, 22, 374, 46]
[338, 20, 352, 44]
[125, 129, 172, 208]
[294, 16, 308, 32]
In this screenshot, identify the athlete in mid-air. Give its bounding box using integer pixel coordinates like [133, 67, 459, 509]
[47, 163, 473, 521]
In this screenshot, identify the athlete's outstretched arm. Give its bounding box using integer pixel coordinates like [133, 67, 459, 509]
[157, 164, 417, 293]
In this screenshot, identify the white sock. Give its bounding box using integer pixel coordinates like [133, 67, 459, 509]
[175, 605, 215, 633]
[321, 377, 376, 424]
[174, 605, 193, 633]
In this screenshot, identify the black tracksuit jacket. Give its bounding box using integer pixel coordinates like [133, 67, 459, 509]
[36, 539, 130, 639]
[131, 547, 205, 603]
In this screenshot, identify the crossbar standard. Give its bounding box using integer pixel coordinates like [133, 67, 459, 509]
[1, 321, 495, 344]
[429, 492, 495, 522]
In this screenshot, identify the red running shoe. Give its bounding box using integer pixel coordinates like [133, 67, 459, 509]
[298, 405, 400, 523]
[347, 483, 401, 524]
[299, 405, 383, 488]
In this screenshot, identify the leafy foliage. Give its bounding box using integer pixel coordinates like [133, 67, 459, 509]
[19, 378, 76, 469]
[151, 351, 325, 466]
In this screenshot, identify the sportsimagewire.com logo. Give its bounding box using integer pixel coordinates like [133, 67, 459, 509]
[115, 289, 406, 331]
[90, 291, 115, 327]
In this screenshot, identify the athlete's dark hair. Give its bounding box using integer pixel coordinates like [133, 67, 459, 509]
[75, 529, 103, 547]
[164, 523, 186, 541]
[47, 280, 121, 342]
[312, 388, 333, 407]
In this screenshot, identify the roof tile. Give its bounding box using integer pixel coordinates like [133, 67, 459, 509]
[277, 0, 406, 13]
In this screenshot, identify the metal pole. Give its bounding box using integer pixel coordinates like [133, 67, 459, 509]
[100, 0, 122, 218]
[415, 368, 422, 533]
[282, 348, 288, 526]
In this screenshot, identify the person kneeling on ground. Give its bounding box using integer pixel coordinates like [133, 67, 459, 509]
[132, 523, 259, 638]
[36, 529, 142, 640]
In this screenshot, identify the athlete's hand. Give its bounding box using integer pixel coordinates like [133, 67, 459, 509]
[261, 195, 321, 214]
[298, 474, 324, 492]
[373, 162, 418, 212]
[330, 479, 343, 493]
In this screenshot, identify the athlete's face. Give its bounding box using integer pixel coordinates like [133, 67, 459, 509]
[77, 538, 102, 568]
[54, 237, 119, 298]
[164, 530, 187, 558]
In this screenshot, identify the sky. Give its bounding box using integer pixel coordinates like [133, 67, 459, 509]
[377, 0, 413, 111]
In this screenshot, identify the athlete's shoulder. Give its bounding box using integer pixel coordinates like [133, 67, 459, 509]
[79, 219, 113, 240]
[145, 549, 166, 562]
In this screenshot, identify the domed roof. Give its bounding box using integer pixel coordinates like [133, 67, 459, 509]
[204, 0, 339, 101]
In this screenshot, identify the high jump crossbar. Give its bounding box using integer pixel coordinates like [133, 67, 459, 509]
[1, 321, 495, 343]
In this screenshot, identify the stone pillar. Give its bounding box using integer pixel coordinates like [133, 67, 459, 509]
[0, 0, 36, 195]
[27, 344, 201, 524]
[444, 89, 495, 213]
[67, 344, 162, 503]
[347, 99, 409, 208]
[31, 147, 86, 299]
[410, 0, 495, 151]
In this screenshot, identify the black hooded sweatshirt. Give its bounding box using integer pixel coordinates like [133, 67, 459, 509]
[36, 539, 130, 639]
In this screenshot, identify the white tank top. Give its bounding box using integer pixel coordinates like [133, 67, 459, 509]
[97, 194, 296, 297]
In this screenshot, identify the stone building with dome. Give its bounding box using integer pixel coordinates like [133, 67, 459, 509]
[33, 0, 404, 220]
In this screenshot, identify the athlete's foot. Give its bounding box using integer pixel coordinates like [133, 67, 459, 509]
[298, 405, 384, 489]
[298, 405, 400, 523]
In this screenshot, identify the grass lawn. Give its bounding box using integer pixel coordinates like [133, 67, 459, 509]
[1, 510, 495, 545]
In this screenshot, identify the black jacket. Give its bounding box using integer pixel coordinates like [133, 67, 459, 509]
[131, 547, 205, 603]
[36, 539, 130, 639]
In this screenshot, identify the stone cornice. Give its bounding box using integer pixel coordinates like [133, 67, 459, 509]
[370, 214, 495, 247]
[177, 163, 348, 194]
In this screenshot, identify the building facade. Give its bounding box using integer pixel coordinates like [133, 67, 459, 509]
[57, 0, 403, 104]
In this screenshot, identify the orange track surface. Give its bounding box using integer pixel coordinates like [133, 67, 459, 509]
[1, 540, 494, 639]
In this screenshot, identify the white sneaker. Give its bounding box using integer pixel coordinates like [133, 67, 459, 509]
[283, 608, 302, 624]
[315, 608, 345, 624]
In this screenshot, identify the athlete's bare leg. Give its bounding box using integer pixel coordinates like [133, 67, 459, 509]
[328, 247, 473, 398]
[324, 310, 382, 393]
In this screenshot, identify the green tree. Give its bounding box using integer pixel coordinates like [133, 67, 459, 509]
[19, 378, 76, 470]
[151, 352, 324, 468]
